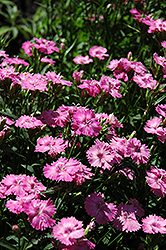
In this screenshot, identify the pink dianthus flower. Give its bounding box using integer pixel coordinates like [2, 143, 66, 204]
[89, 46, 109, 60]
[46, 71, 72, 86]
[124, 137, 150, 165]
[24, 198, 56, 230]
[52, 217, 85, 246]
[33, 37, 59, 54]
[15, 115, 44, 129]
[77, 79, 100, 97]
[15, 72, 48, 91]
[99, 75, 122, 98]
[35, 135, 67, 157]
[72, 70, 84, 83]
[86, 139, 122, 170]
[142, 214, 166, 234]
[73, 55, 93, 65]
[133, 73, 158, 89]
[113, 203, 141, 232]
[41, 57, 55, 65]
[144, 117, 162, 134]
[4, 57, 29, 66]
[155, 104, 166, 118]
[43, 157, 93, 185]
[71, 107, 102, 137]
[84, 192, 117, 225]
[146, 166, 166, 197]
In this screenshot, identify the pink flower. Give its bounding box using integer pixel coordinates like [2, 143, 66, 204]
[77, 79, 100, 97]
[33, 37, 59, 54]
[71, 107, 102, 137]
[35, 135, 67, 157]
[22, 41, 33, 56]
[15, 72, 48, 91]
[142, 215, 166, 234]
[99, 75, 122, 98]
[52, 217, 85, 246]
[146, 167, 166, 197]
[161, 41, 166, 48]
[153, 52, 165, 66]
[46, 71, 73, 86]
[113, 204, 141, 232]
[43, 157, 93, 185]
[72, 70, 84, 83]
[39, 110, 60, 127]
[118, 167, 134, 180]
[86, 14, 96, 21]
[4, 57, 29, 66]
[41, 57, 55, 65]
[15, 115, 44, 129]
[84, 192, 117, 224]
[155, 104, 166, 118]
[86, 139, 122, 170]
[24, 198, 56, 230]
[0, 66, 18, 82]
[1, 174, 46, 197]
[133, 73, 158, 89]
[89, 46, 109, 60]
[144, 117, 162, 134]
[73, 55, 93, 64]
[124, 138, 150, 165]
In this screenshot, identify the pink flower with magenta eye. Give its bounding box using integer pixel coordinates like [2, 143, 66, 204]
[71, 107, 102, 137]
[84, 192, 117, 224]
[52, 217, 85, 246]
[89, 46, 109, 60]
[24, 198, 56, 231]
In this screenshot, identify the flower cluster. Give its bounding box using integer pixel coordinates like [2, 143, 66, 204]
[73, 45, 109, 64]
[22, 37, 59, 56]
[15, 115, 45, 129]
[107, 56, 158, 90]
[0, 174, 56, 231]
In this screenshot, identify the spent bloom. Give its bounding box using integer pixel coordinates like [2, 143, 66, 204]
[142, 215, 166, 234]
[73, 55, 93, 64]
[89, 46, 109, 60]
[24, 198, 56, 230]
[52, 217, 85, 246]
[35, 135, 68, 157]
[146, 166, 166, 197]
[128, 198, 145, 217]
[84, 192, 117, 224]
[113, 203, 141, 232]
[43, 157, 93, 185]
[15, 115, 44, 129]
